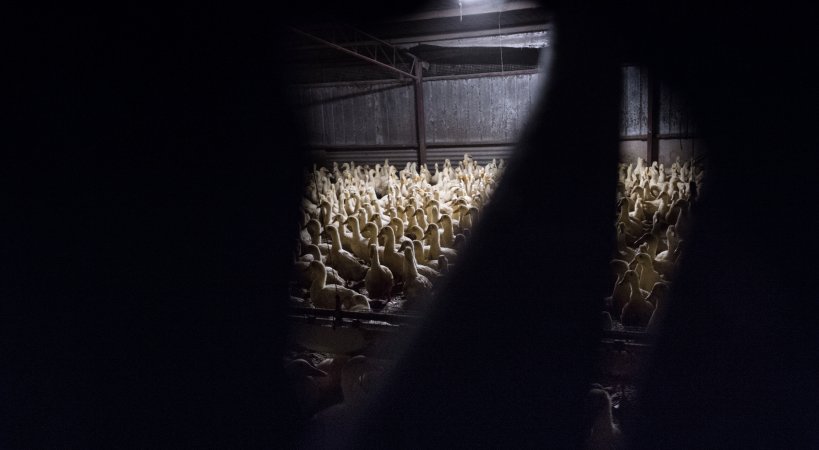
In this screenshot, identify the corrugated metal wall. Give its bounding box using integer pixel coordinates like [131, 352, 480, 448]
[618, 66, 700, 165]
[292, 82, 416, 146]
[424, 74, 540, 145]
[293, 67, 698, 166]
[292, 72, 542, 165]
[620, 66, 649, 137]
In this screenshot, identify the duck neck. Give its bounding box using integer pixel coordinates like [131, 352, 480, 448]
[349, 221, 361, 240]
[405, 254, 419, 278]
[429, 230, 441, 254]
[413, 242, 426, 263]
[629, 277, 642, 300]
[383, 231, 396, 256]
[329, 228, 342, 253]
[311, 266, 327, 292]
[443, 221, 454, 242]
[618, 205, 630, 223]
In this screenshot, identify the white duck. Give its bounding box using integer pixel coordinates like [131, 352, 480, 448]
[364, 244, 394, 299]
[304, 219, 331, 255]
[631, 253, 661, 292]
[292, 245, 345, 288]
[307, 261, 370, 311]
[436, 214, 456, 247]
[323, 225, 368, 282]
[405, 240, 442, 284]
[402, 246, 433, 307]
[343, 216, 370, 260]
[376, 226, 405, 283]
[424, 223, 457, 262]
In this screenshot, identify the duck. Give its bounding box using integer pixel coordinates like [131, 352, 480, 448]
[364, 244, 394, 299]
[646, 283, 670, 332]
[424, 223, 458, 262]
[616, 198, 644, 240]
[610, 259, 629, 287]
[621, 282, 655, 327]
[655, 225, 679, 262]
[293, 245, 345, 288]
[343, 216, 371, 260]
[400, 241, 442, 284]
[436, 214, 457, 247]
[402, 246, 433, 307]
[631, 253, 661, 292]
[414, 208, 429, 230]
[307, 261, 371, 311]
[584, 388, 622, 450]
[323, 225, 368, 282]
[610, 269, 638, 315]
[304, 219, 331, 255]
[406, 224, 426, 241]
[376, 226, 405, 283]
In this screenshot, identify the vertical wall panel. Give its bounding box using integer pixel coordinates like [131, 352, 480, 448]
[291, 82, 416, 146]
[659, 82, 697, 135]
[620, 66, 648, 136]
[422, 73, 542, 146]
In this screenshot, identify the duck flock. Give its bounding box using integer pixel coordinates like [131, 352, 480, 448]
[606, 156, 704, 330]
[291, 153, 502, 313]
[286, 153, 705, 441]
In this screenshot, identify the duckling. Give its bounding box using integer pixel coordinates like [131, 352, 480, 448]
[402, 246, 433, 306]
[621, 283, 655, 327]
[323, 225, 368, 282]
[364, 244, 394, 299]
[376, 226, 404, 283]
[307, 261, 370, 311]
[424, 223, 458, 262]
[584, 388, 622, 450]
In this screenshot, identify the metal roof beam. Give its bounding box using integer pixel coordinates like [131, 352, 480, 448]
[384, 1, 546, 22]
[290, 27, 418, 81]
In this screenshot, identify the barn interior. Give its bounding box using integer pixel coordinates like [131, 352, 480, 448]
[7, 2, 819, 449]
[283, 2, 705, 447]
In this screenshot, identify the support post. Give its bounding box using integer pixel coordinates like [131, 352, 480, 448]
[413, 60, 427, 165]
[646, 69, 660, 163]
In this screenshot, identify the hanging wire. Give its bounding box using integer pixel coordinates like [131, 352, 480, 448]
[459, 0, 463, 21]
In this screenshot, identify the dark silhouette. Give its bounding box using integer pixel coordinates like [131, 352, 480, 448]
[3, 2, 817, 448]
